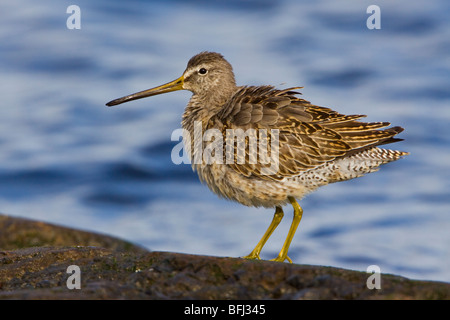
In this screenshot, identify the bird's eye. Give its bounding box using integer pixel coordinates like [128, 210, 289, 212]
[198, 68, 207, 75]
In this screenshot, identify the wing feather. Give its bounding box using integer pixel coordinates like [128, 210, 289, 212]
[212, 86, 404, 180]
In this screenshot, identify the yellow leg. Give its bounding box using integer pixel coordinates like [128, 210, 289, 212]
[271, 196, 303, 263]
[242, 206, 284, 260]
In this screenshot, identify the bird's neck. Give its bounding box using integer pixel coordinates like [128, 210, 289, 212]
[181, 88, 236, 133]
[181, 86, 238, 165]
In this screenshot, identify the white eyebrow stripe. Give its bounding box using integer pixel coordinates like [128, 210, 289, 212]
[184, 63, 214, 78]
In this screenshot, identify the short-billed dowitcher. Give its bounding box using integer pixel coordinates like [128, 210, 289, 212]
[106, 51, 408, 263]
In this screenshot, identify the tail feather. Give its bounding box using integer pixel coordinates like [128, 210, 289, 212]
[332, 147, 409, 182]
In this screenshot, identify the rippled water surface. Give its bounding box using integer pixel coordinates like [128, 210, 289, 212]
[0, 0, 449, 282]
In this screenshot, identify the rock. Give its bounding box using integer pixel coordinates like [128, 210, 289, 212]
[0, 214, 449, 299]
[0, 214, 146, 253]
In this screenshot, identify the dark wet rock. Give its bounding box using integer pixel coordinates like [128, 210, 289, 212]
[0, 214, 449, 300]
[0, 214, 146, 253]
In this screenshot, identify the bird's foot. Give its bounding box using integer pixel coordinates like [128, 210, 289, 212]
[270, 254, 293, 263]
[242, 252, 261, 260]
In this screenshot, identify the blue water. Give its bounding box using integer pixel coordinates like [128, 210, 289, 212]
[0, 0, 449, 282]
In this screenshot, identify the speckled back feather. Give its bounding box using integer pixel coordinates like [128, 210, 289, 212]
[211, 85, 406, 180]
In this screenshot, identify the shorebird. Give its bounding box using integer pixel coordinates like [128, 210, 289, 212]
[106, 51, 408, 263]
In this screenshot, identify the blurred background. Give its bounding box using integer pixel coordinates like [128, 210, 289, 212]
[0, 0, 449, 282]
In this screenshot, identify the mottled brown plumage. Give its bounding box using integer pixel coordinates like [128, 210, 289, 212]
[212, 85, 405, 181]
[106, 51, 408, 263]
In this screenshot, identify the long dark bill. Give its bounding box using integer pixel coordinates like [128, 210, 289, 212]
[106, 76, 184, 107]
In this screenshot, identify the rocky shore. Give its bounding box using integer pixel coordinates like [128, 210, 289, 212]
[0, 214, 448, 299]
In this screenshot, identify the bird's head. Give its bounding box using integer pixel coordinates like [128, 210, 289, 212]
[106, 51, 236, 107]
